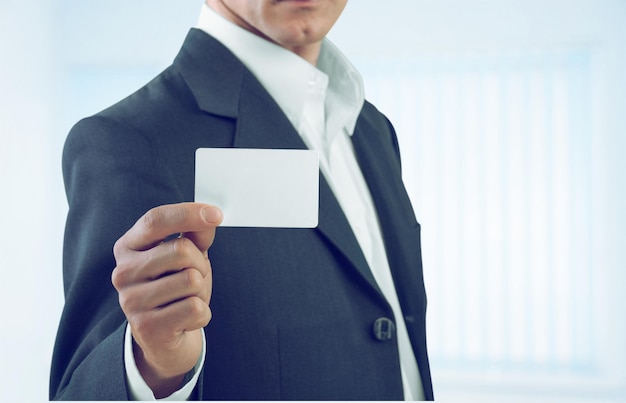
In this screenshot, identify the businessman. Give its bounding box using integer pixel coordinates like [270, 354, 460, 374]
[50, 0, 434, 400]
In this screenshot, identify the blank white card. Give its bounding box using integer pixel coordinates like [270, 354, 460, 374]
[195, 148, 319, 228]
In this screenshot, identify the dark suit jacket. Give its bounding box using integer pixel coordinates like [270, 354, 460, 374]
[50, 28, 434, 401]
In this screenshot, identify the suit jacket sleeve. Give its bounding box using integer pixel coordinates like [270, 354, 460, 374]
[50, 115, 188, 400]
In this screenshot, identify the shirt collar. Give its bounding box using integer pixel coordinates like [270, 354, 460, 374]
[195, 3, 364, 138]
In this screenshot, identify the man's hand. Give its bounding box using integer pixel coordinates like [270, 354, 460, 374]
[111, 202, 223, 398]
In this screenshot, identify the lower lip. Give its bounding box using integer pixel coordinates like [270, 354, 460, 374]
[275, 0, 322, 9]
[277, 0, 320, 4]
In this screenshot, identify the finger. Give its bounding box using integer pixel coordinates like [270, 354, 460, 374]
[132, 297, 212, 344]
[120, 203, 223, 252]
[113, 236, 212, 288]
[120, 267, 212, 313]
[184, 230, 218, 256]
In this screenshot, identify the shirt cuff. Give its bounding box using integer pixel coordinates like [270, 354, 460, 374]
[123, 323, 206, 401]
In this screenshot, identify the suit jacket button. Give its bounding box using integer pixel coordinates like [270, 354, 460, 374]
[372, 317, 395, 341]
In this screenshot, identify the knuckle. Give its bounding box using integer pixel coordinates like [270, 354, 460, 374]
[170, 237, 194, 257]
[194, 312, 211, 330]
[189, 299, 212, 329]
[141, 208, 161, 234]
[187, 297, 208, 317]
[111, 256, 140, 287]
[112, 237, 124, 258]
[183, 269, 204, 291]
[130, 314, 154, 340]
[117, 288, 140, 312]
[111, 264, 129, 289]
[200, 274, 212, 303]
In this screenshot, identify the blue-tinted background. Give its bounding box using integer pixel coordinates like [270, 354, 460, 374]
[1, 0, 624, 401]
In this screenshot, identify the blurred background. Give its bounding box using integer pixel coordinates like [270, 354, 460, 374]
[1, 0, 624, 401]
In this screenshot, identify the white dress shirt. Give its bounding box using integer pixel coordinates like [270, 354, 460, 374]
[125, 3, 424, 400]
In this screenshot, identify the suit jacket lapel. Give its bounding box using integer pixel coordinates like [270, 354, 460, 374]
[177, 29, 385, 301]
[351, 106, 428, 317]
[351, 109, 432, 396]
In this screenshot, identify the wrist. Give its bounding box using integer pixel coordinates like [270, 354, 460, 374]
[132, 340, 186, 399]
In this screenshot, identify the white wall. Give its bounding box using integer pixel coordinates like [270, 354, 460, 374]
[0, 1, 198, 401]
[1, 2, 61, 402]
[0, 0, 624, 401]
[332, 2, 626, 401]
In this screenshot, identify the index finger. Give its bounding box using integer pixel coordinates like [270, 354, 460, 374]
[121, 202, 223, 252]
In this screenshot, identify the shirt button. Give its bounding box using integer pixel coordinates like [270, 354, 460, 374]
[372, 317, 396, 341]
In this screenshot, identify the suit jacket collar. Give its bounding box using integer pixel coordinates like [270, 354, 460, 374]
[174, 28, 242, 119]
